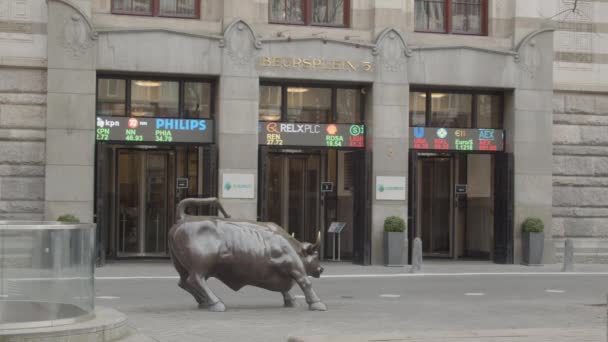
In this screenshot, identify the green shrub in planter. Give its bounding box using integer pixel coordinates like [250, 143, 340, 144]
[57, 214, 80, 223]
[522, 217, 544, 265]
[383, 216, 405, 266]
[522, 217, 544, 233]
[384, 216, 405, 233]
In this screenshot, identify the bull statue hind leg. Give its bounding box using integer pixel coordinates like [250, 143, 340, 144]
[186, 272, 226, 312]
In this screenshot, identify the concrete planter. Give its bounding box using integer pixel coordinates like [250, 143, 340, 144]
[384, 231, 405, 266]
[522, 231, 544, 266]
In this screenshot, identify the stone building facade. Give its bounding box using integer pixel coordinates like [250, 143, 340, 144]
[546, 1, 608, 263]
[0, 0, 605, 264]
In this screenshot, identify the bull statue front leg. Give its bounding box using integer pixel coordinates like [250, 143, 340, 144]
[290, 271, 327, 311]
[282, 291, 296, 307]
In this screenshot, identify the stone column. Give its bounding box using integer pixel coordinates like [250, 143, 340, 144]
[369, 29, 410, 265]
[507, 29, 555, 264]
[217, 20, 260, 220]
[45, 0, 97, 222]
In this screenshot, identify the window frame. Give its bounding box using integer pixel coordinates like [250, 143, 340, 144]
[409, 88, 503, 129]
[414, 0, 488, 36]
[111, 0, 201, 19]
[96, 74, 215, 119]
[268, 0, 350, 28]
[259, 81, 365, 124]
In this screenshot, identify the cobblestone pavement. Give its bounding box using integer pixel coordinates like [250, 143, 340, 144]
[94, 261, 608, 342]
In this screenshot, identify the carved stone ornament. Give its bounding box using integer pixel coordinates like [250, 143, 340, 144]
[518, 39, 542, 80]
[61, 14, 93, 57]
[379, 31, 406, 72]
[222, 21, 262, 67]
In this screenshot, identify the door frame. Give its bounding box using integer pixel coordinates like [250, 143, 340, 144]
[415, 153, 455, 258]
[114, 148, 173, 257]
[259, 148, 324, 241]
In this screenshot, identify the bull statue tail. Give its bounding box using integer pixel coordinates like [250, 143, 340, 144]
[176, 197, 231, 220]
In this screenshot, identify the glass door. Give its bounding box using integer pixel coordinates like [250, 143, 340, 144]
[116, 149, 173, 256]
[418, 156, 453, 257]
[265, 153, 320, 242]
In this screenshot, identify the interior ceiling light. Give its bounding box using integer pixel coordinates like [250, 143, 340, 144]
[287, 87, 309, 93]
[130, 111, 148, 117]
[134, 80, 161, 87]
[419, 93, 447, 99]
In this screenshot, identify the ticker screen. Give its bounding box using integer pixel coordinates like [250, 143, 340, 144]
[410, 127, 504, 151]
[258, 122, 365, 148]
[96, 117, 214, 144]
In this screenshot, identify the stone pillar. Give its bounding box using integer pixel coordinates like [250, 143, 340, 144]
[369, 29, 410, 265]
[45, 0, 97, 222]
[507, 29, 555, 264]
[217, 20, 260, 220]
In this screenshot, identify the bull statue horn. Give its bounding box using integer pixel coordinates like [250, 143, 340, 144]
[291, 232, 295, 238]
[312, 231, 321, 250]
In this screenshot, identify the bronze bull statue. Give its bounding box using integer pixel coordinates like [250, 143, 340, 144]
[168, 198, 327, 312]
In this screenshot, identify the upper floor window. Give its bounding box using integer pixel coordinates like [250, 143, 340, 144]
[415, 0, 486, 35]
[112, 0, 199, 18]
[409, 90, 502, 129]
[259, 83, 364, 123]
[269, 0, 350, 27]
[97, 76, 213, 119]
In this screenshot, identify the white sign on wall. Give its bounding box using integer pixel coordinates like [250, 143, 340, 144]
[222, 173, 255, 199]
[376, 176, 406, 201]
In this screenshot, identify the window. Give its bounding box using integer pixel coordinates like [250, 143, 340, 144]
[259, 83, 364, 123]
[259, 86, 282, 121]
[409, 92, 426, 127]
[476, 94, 501, 129]
[415, 0, 486, 35]
[336, 88, 361, 123]
[131, 80, 179, 117]
[430, 93, 472, 127]
[409, 90, 502, 129]
[287, 87, 331, 123]
[184, 82, 211, 119]
[97, 79, 126, 116]
[269, 0, 349, 27]
[112, 0, 199, 18]
[96, 77, 214, 119]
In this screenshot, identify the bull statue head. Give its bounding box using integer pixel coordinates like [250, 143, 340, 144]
[300, 231, 323, 278]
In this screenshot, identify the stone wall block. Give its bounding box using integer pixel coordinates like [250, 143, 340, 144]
[0, 141, 44, 164]
[46, 129, 94, 166]
[553, 187, 608, 207]
[558, 218, 608, 238]
[593, 158, 608, 176]
[595, 95, 608, 115]
[580, 126, 608, 145]
[553, 156, 594, 176]
[0, 200, 44, 213]
[552, 124, 581, 145]
[0, 178, 44, 200]
[564, 94, 595, 114]
[0, 165, 44, 177]
[46, 93, 95, 130]
[0, 94, 47, 106]
[47, 69, 96, 95]
[45, 165, 93, 202]
[0, 129, 45, 141]
[0, 69, 47, 93]
[0, 105, 46, 128]
[553, 93, 565, 113]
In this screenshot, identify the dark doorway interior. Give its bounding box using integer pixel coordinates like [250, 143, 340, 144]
[259, 148, 370, 263]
